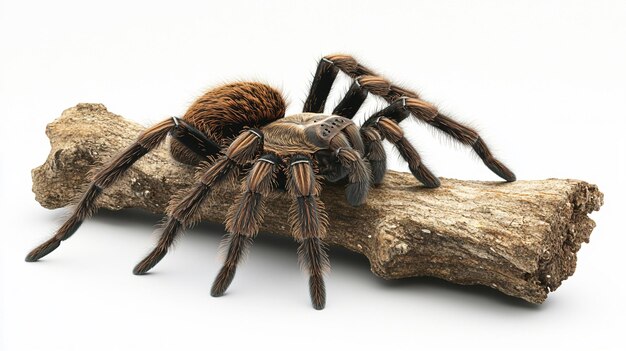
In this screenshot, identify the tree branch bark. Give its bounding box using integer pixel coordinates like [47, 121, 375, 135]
[31, 103, 603, 304]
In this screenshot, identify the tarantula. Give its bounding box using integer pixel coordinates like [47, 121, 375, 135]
[26, 54, 515, 310]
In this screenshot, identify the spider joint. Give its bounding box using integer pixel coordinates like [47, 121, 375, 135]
[290, 159, 310, 167]
[258, 157, 275, 165]
[247, 128, 263, 140]
[399, 96, 409, 107]
[354, 76, 362, 88]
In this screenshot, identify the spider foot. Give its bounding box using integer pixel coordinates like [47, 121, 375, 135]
[309, 274, 326, 310]
[485, 160, 517, 182]
[472, 137, 516, 182]
[133, 249, 167, 275]
[370, 160, 386, 185]
[346, 182, 369, 206]
[210, 264, 237, 297]
[410, 165, 441, 188]
[25, 238, 61, 262]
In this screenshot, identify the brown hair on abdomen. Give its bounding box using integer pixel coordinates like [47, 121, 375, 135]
[171, 82, 286, 165]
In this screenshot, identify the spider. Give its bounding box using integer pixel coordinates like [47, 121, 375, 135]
[26, 54, 515, 310]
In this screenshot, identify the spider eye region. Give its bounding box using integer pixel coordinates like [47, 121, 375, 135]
[298, 113, 354, 148]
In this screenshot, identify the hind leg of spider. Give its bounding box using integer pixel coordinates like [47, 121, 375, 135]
[210, 154, 280, 297]
[322, 54, 516, 182]
[25, 117, 217, 262]
[287, 155, 330, 310]
[169, 117, 221, 161]
[132, 129, 264, 275]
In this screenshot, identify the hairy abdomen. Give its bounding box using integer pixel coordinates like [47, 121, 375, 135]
[171, 82, 286, 165]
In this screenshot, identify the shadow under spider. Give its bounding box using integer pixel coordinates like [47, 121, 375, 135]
[90, 208, 545, 311]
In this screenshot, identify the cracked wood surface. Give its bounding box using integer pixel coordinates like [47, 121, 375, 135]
[31, 103, 604, 303]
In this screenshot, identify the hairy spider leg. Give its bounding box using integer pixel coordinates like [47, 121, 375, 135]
[359, 126, 386, 184]
[303, 57, 339, 113]
[331, 77, 396, 184]
[303, 59, 375, 120]
[340, 122, 365, 155]
[287, 155, 330, 310]
[25, 117, 220, 262]
[210, 153, 281, 297]
[305, 62, 387, 192]
[170, 117, 221, 158]
[328, 133, 371, 206]
[331, 80, 368, 118]
[363, 99, 440, 188]
[305, 65, 415, 186]
[318, 54, 516, 182]
[132, 129, 264, 275]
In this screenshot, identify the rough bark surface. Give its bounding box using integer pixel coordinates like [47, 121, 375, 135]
[31, 103, 604, 304]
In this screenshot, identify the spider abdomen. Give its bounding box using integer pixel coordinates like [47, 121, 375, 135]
[171, 82, 286, 165]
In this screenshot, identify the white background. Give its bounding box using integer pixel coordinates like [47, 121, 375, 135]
[1, 1, 624, 350]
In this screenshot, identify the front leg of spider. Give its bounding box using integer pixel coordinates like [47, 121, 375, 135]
[328, 133, 371, 206]
[287, 155, 330, 310]
[25, 117, 220, 262]
[132, 128, 264, 275]
[210, 153, 281, 297]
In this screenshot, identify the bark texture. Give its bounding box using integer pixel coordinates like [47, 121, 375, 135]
[31, 103, 604, 304]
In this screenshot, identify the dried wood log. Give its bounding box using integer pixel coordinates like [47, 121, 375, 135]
[31, 103, 603, 304]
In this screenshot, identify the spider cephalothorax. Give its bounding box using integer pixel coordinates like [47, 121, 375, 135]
[26, 54, 515, 310]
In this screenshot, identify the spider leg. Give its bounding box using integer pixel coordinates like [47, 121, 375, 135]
[303, 58, 339, 113]
[360, 127, 387, 185]
[287, 155, 330, 310]
[306, 59, 393, 182]
[364, 99, 440, 188]
[329, 133, 372, 206]
[331, 80, 368, 118]
[380, 117, 439, 188]
[170, 118, 221, 159]
[25, 117, 219, 262]
[305, 58, 376, 119]
[132, 129, 264, 275]
[210, 153, 281, 297]
[340, 121, 365, 155]
[329, 75, 394, 185]
[321, 54, 516, 182]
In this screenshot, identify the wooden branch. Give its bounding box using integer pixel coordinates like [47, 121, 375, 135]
[31, 103, 603, 304]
